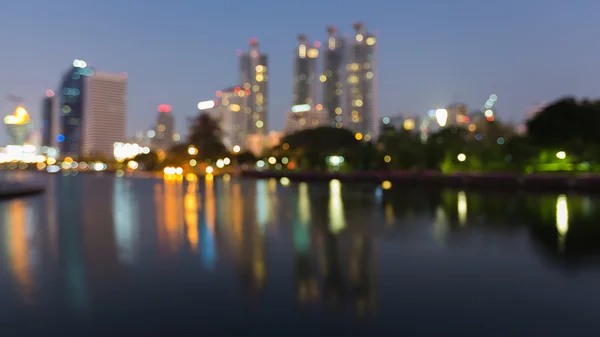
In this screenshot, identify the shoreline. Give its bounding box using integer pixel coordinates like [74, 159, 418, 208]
[240, 170, 600, 194]
[0, 182, 46, 200]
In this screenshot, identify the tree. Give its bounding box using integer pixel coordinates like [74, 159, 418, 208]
[187, 112, 228, 160]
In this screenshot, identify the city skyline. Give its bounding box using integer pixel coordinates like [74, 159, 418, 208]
[0, 0, 598, 143]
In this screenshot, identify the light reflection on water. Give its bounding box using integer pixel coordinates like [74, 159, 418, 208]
[0, 174, 599, 335]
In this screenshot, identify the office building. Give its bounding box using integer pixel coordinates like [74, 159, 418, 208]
[285, 104, 328, 134]
[41, 89, 57, 148]
[59, 59, 91, 157]
[322, 26, 345, 128]
[59, 60, 127, 158]
[293, 34, 318, 107]
[150, 104, 175, 151]
[239, 38, 268, 135]
[214, 86, 249, 150]
[81, 71, 127, 158]
[345, 23, 379, 141]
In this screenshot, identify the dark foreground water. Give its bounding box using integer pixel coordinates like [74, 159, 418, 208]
[1, 173, 600, 336]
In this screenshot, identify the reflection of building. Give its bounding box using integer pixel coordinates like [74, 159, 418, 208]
[41, 90, 57, 148]
[239, 38, 268, 135]
[344, 23, 378, 141]
[4, 106, 32, 146]
[150, 104, 175, 151]
[59, 60, 127, 158]
[322, 26, 345, 128]
[293, 35, 318, 107]
[285, 105, 328, 134]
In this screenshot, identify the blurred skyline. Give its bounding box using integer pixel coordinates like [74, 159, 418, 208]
[0, 0, 598, 140]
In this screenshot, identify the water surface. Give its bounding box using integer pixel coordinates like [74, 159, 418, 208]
[1, 174, 600, 336]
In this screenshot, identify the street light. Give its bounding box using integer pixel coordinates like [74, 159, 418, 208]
[188, 146, 198, 156]
[233, 145, 241, 153]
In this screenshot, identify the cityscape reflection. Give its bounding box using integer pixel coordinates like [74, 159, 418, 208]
[1, 175, 600, 335]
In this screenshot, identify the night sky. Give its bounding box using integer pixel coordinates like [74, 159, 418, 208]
[0, 0, 597, 141]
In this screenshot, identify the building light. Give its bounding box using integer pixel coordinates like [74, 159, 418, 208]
[291, 104, 311, 113]
[197, 100, 216, 110]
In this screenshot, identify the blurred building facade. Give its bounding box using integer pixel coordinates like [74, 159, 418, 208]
[41, 90, 57, 148]
[344, 23, 378, 141]
[150, 104, 175, 151]
[293, 35, 319, 107]
[322, 26, 345, 128]
[239, 39, 268, 135]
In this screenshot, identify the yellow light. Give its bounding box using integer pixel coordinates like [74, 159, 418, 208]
[366, 37, 376, 45]
[189, 159, 197, 166]
[36, 162, 46, 170]
[46, 157, 56, 165]
[256, 120, 263, 128]
[468, 124, 476, 132]
[229, 104, 241, 112]
[268, 157, 277, 165]
[365, 134, 371, 141]
[127, 160, 139, 170]
[64, 157, 73, 163]
[280, 177, 290, 186]
[205, 166, 214, 174]
[256, 74, 264, 82]
[457, 153, 466, 162]
[319, 75, 327, 82]
[382, 180, 392, 190]
[223, 173, 230, 182]
[4, 106, 31, 125]
[232, 145, 241, 153]
[205, 173, 213, 181]
[255, 65, 264, 72]
[282, 143, 290, 150]
[185, 173, 197, 182]
[556, 151, 566, 160]
[355, 133, 363, 140]
[188, 146, 198, 155]
[403, 119, 415, 131]
[356, 34, 364, 42]
[384, 155, 391, 163]
[307, 48, 319, 58]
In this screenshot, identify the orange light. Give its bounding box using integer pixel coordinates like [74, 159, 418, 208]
[316, 104, 323, 111]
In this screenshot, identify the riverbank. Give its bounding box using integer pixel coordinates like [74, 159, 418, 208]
[241, 170, 600, 193]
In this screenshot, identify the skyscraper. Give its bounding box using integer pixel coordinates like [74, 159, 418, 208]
[59, 59, 91, 157]
[322, 26, 345, 128]
[215, 86, 249, 150]
[59, 60, 127, 158]
[150, 104, 175, 151]
[345, 23, 378, 141]
[41, 89, 56, 148]
[239, 38, 268, 135]
[293, 35, 318, 107]
[81, 71, 127, 158]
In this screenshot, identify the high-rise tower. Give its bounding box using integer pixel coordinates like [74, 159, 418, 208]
[293, 34, 318, 107]
[59, 60, 127, 158]
[345, 23, 378, 140]
[239, 38, 268, 135]
[151, 104, 175, 151]
[41, 89, 57, 148]
[322, 26, 345, 128]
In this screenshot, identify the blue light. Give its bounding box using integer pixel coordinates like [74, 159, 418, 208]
[382, 117, 390, 124]
[497, 137, 505, 145]
[57, 134, 65, 142]
[475, 134, 482, 141]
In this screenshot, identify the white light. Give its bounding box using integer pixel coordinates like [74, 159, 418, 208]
[142, 147, 150, 154]
[175, 167, 183, 175]
[232, 145, 241, 153]
[256, 160, 265, 168]
[46, 165, 60, 173]
[197, 100, 216, 110]
[216, 159, 224, 168]
[73, 59, 87, 68]
[436, 109, 448, 127]
[205, 166, 213, 174]
[556, 151, 566, 160]
[457, 153, 466, 162]
[127, 161, 139, 170]
[291, 104, 311, 113]
[223, 158, 231, 165]
[148, 130, 155, 138]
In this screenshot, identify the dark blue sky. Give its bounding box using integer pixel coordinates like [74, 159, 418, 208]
[0, 0, 597, 139]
